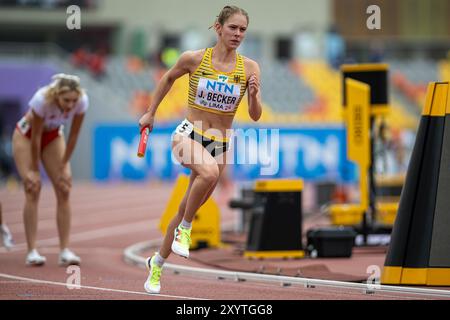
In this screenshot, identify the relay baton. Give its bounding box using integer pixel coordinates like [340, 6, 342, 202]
[137, 126, 150, 158]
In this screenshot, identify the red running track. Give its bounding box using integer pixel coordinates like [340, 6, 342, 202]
[0, 182, 448, 300]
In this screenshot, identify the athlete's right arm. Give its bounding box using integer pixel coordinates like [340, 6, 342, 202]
[139, 51, 196, 131]
[26, 110, 44, 193]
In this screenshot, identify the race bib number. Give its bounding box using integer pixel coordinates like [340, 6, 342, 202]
[195, 78, 241, 113]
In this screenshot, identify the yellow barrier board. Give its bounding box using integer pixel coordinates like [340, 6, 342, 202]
[346, 78, 371, 167]
[346, 78, 371, 210]
[341, 63, 389, 73]
[254, 179, 303, 192]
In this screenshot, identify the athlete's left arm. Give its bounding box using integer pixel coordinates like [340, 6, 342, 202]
[62, 113, 85, 165]
[247, 60, 262, 121]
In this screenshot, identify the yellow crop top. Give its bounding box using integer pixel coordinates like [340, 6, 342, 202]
[188, 47, 247, 115]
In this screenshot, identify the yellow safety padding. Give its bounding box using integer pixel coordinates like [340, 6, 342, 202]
[446, 81, 450, 114]
[401, 268, 428, 285]
[341, 63, 389, 72]
[329, 204, 365, 226]
[427, 268, 450, 286]
[383, 267, 450, 286]
[381, 266, 403, 284]
[369, 104, 390, 116]
[254, 179, 303, 192]
[159, 173, 221, 249]
[244, 250, 305, 259]
[376, 202, 398, 225]
[329, 202, 397, 226]
[423, 83, 435, 116]
[423, 82, 449, 116]
[375, 173, 405, 186]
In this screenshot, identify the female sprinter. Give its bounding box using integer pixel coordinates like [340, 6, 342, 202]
[139, 6, 262, 294]
[12, 74, 88, 266]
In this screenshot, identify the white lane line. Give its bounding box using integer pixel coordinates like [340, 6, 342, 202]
[38, 247, 123, 254]
[6, 203, 166, 232]
[0, 219, 161, 253]
[0, 273, 208, 300]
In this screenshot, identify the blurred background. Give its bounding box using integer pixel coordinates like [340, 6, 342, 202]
[0, 0, 449, 213]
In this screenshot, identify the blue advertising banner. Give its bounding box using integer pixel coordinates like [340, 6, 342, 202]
[93, 123, 356, 182]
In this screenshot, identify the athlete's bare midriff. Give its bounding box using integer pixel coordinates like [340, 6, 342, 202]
[186, 107, 234, 138]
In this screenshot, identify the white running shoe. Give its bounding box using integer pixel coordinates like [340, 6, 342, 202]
[25, 249, 46, 266]
[0, 224, 14, 250]
[171, 225, 191, 259]
[58, 248, 81, 266]
[144, 255, 162, 294]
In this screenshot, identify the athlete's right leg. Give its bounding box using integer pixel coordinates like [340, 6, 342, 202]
[12, 130, 40, 251]
[169, 134, 220, 258]
[160, 135, 219, 254]
[158, 163, 225, 259]
[172, 134, 220, 224]
[12, 129, 45, 265]
[144, 135, 219, 293]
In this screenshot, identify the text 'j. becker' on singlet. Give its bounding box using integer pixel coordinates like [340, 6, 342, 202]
[188, 48, 247, 116]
